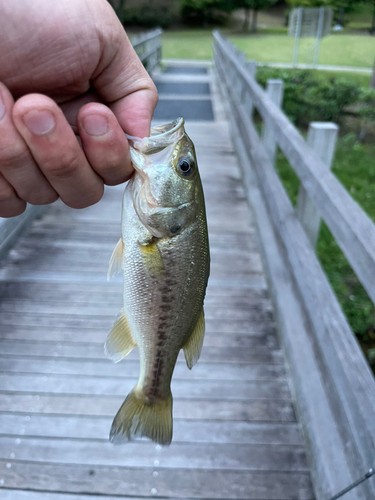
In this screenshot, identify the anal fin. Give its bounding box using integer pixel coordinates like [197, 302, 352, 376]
[183, 309, 205, 370]
[105, 309, 137, 363]
[107, 238, 124, 281]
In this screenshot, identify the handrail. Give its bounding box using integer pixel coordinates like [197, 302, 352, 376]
[132, 28, 162, 73]
[213, 30, 375, 500]
[214, 31, 375, 306]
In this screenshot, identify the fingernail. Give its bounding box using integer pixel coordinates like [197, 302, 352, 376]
[82, 115, 109, 136]
[23, 110, 55, 135]
[0, 94, 5, 121]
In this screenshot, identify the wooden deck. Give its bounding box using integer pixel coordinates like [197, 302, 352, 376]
[0, 64, 314, 500]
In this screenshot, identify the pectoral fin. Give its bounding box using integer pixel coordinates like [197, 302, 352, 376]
[107, 238, 124, 281]
[138, 240, 164, 277]
[183, 309, 205, 370]
[105, 309, 137, 363]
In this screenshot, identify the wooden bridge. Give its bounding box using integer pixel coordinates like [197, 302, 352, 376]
[0, 29, 374, 500]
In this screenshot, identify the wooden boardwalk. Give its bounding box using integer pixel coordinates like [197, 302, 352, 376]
[0, 64, 314, 500]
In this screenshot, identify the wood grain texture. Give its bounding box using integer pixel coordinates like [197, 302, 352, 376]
[0, 461, 314, 499]
[0, 206, 46, 262]
[0, 413, 302, 444]
[0, 60, 313, 500]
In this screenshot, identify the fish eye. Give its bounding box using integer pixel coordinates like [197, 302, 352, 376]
[177, 157, 195, 177]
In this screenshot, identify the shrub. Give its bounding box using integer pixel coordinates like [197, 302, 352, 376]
[122, 3, 175, 29]
[180, 0, 229, 26]
[256, 67, 361, 127]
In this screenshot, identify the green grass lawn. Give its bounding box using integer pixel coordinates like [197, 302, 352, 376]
[163, 29, 374, 69]
[162, 30, 214, 60]
[231, 31, 374, 68]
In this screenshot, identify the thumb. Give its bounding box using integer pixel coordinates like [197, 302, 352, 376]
[91, 4, 158, 138]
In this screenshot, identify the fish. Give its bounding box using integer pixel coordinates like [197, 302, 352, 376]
[106, 117, 210, 446]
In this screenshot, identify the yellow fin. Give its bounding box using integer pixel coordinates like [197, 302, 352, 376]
[138, 240, 164, 276]
[107, 238, 124, 281]
[183, 309, 205, 370]
[110, 387, 173, 446]
[104, 309, 137, 363]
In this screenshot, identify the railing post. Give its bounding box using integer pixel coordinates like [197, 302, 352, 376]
[296, 122, 339, 248]
[244, 61, 256, 119]
[262, 79, 284, 166]
[234, 51, 245, 98]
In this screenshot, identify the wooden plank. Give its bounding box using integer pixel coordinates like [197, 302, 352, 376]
[0, 414, 302, 444]
[2, 252, 263, 276]
[0, 328, 278, 348]
[0, 281, 269, 300]
[0, 492, 153, 500]
[0, 357, 286, 381]
[0, 373, 291, 400]
[0, 302, 272, 323]
[0, 341, 282, 364]
[0, 394, 295, 422]
[0, 436, 307, 470]
[0, 315, 275, 333]
[0, 206, 46, 262]
[0, 461, 314, 499]
[0, 267, 263, 283]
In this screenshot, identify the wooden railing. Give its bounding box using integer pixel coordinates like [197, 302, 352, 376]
[213, 31, 375, 500]
[0, 29, 162, 259]
[132, 28, 162, 73]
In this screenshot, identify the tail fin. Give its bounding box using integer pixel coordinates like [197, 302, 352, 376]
[110, 387, 173, 446]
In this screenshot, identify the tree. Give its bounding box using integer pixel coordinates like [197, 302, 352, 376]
[285, 0, 370, 27]
[370, 58, 375, 88]
[107, 0, 126, 22]
[232, 0, 278, 32]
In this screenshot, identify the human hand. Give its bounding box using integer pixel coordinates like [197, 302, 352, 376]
[0, 0, 158, 217]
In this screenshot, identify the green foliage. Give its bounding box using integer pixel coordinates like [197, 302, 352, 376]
[122, 2, 176, 29]
[284, 0, 373, 25]
[256, 67, 362, 126]
[358, 87, 375, 124]
[180, 0, 230, 25]
[275, 138, 375, 348]
[285, 0, 363, 9]
[232, 0, 278, 8]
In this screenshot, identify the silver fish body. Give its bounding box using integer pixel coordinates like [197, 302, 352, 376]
[106, 118, 210, 445]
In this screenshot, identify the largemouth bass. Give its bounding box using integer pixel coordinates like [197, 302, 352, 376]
[106, 117, 210, 446]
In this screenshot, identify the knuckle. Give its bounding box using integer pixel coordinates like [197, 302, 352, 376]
[0, 142, 30, 169]
[43, 154, 81, 180]
[149, 83, 159, 107]
[0, 184, 15, 204]
[25, 190, 58, 206]
[67, 187, 103, 210]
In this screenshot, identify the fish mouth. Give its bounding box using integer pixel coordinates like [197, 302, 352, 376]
[126, 118, 185, 155]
